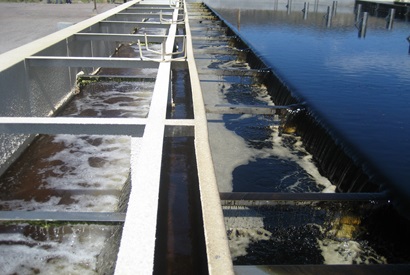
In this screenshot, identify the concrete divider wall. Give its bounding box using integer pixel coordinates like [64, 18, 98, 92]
[0, 63, 29, 116]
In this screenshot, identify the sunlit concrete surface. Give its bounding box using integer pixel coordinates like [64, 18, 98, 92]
[0, 2, 115, 54]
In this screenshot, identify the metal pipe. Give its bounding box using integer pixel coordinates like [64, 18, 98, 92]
[237, 9, 241, 30]
[386, 8, 395, 30]
[356, 4, 362, 22]
[0, 211, 126, 222]
[332, 1, 337, 16]
[287, 0, 292, 14]
[326, 6, 333, 27]
[0, 117, 146, 137]
[26, 56, 159, 68]
[359, 12, 368, 38]
[303, 2, 309, 20]
[220, 192, 389, 203]
[407, 36, 410, 55]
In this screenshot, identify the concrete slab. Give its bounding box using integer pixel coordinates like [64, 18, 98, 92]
[0, 2, 118, 54]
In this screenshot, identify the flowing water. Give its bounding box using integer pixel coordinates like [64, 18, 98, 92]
[209, 0, 410, 210]
[0, 10, 208, 272]
[1, 1, 409, 272]
[0, 38, 156, 273]
[187, 1, 410, 269]
[223, 201, 410, 265]
[0, 223, 121, 274]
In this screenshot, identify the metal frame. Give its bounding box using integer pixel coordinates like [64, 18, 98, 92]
[137, 33, 187, 61]
[74, 33, 185, 43]
[0, 117, 146, 136]
[0, 211, 125, 223]
[0, 0, 234, 274]
[26, 56, 159, 68]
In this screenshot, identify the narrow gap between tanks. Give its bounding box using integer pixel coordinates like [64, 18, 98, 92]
[167, 61, 194, 120]
[153, 135, 208, 275]
[154, 25, 208, 270]
[167, 24, 193, 119]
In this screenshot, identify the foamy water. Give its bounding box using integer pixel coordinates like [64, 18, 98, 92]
[42, 135, 131, 190]
[318, 238, 387, 265]
[224, 206, 270, 260]
[0, 78, 151, 271]
[0, 224, 117, 274]
[194, 23, 344, 264]
[225, 205, 388, 265]
[0, 80, 152, 212]
[208, 78, 335, 193]
[211, 59, 374, 264]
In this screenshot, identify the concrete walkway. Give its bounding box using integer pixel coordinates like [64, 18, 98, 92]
[0, 2, 118, 54]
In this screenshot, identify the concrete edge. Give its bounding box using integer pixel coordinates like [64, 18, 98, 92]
[185, 2, 235, 274]
[115, 1, 180, 274]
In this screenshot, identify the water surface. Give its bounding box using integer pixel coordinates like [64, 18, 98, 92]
[209, 0, 410, 208]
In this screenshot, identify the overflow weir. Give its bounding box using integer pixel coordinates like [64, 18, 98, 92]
[0, 0, 409, 274]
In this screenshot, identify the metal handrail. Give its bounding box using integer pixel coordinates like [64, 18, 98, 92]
[169, 0, 184, 10]
[137, 33, 186, 62]
[160, 9, 185, 24]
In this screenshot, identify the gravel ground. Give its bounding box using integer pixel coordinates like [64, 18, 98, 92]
[0, 2, 119, 54]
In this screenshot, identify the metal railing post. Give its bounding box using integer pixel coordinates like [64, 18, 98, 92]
[303, 2, 309, 20]
[326, 6, 333, 27]
[386, 8, 395, 30]
[359, 12, 368, 38]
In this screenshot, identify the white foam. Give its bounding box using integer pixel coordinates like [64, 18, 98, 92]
[318, 238, 387, 265]
[0, 134, 140, 212]
[224, 206, 272, 260]
[208, 119, 253, 192]
[208, 80, 335, 192]
[257, 85, 334, 191]
[227, 227, 272, 259]
[219, 59, 251, 70]
[313, 221, 388, 265]
[0, 224, 116, 274]
[268, 128, 335, 191]
[72, 82, 153, 118]
[41, 135, 131, 191]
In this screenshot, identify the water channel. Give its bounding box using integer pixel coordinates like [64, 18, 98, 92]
[208, 0, 410, 214]
[188, 0, 410, 270]
[0, 0, 409, 273]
